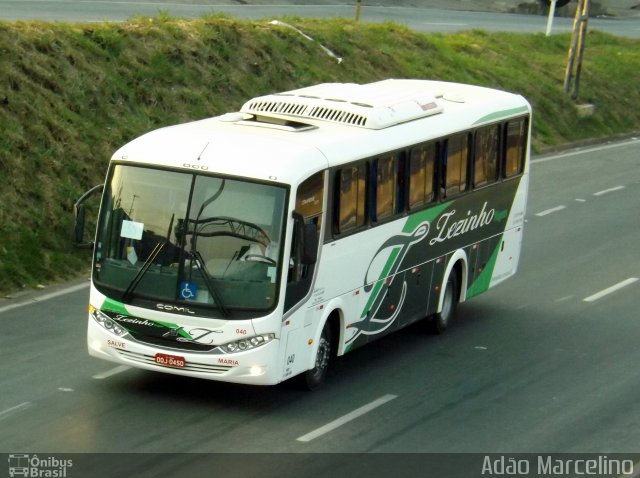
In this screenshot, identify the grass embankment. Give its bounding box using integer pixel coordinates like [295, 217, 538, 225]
[0, 16, 639, 295]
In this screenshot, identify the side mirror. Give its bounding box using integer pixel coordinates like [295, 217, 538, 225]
[73, 184, 103, 249]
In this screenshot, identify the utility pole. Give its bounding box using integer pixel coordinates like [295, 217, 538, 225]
[541, 0, 571, 35]
[563, 0, 591, 100]
[355, 0, 362, 22]
[546, 0, 557, 36]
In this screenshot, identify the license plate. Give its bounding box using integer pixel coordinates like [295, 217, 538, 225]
[155, 353, 185, 368]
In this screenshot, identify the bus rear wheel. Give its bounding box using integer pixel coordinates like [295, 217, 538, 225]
[299, 321, 333, 390]
[429, 269, 458, 335]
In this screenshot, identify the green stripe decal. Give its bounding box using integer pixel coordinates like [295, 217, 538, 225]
[402, 201, 453, 234]
[101, 298, 129, 315]
[100, 298, 191, 338]
[360, 202, 453, 320]
[472, 106, 529, 126]
[493, 209, 509, 223]
[466, 240, 501, 299]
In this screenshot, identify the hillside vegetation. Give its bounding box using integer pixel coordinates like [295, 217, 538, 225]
[1, 15, 639, 295]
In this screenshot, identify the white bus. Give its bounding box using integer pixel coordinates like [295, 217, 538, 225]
[75, 79, 531, 389]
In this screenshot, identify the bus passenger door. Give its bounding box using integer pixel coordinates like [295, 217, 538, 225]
[282, 172, 325, 380]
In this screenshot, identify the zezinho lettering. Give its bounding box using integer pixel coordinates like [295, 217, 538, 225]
[113, 316, 158, 328]
[429, 201, 495, 245]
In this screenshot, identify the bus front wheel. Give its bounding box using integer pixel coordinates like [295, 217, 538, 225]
[299, 321, 333, 390]
[429, 269, 458, 334]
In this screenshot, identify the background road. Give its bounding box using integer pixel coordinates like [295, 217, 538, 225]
[1, 139, 639, 470]
[0, 1, 639, 37]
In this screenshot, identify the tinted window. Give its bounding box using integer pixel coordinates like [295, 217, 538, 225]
[337, 164, 367, 233]
[375, 154, 399, 221]
[408, 143, 436, 211]
[474, 125, 500, 188]
[445, 134, 469, 197]
[504, 118, 527, 178]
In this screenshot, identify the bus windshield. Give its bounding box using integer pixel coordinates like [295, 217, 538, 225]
[93, 165, 287, 316]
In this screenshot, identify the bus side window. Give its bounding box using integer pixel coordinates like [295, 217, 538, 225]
[504, 118, 527, 178]
[473, 125, 500, 188]
[335, 164, 367, 234]
[444, 133, 469, 198]
[408, 143, 436, 211]
[374, 153, 400, 222]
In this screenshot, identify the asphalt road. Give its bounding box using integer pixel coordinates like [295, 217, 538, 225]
[0, 138, 639, 477]
[0, 1, 639, 38]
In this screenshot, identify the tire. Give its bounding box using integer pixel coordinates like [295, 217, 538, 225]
[299, 321, 333, 391]
[429, 269, 458, 335]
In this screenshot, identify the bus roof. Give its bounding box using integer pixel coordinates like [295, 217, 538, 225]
[113, 79, 530, 186]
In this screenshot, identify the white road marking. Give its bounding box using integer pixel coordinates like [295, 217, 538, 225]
[531, 138, 640, 164]
[575, 198, 586, 202]
[554, 295, 574, 303]
[93, 365, 131, 380]
[0, 282, 89, 315]
[296, 394, 397, 443]
[583, 278, 639, 303]
[594, 185, 625, 196]
[0, 402, 33, 422]
[535, 205, 566, 217]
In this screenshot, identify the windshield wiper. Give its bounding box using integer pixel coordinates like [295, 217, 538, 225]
[190, 250, 230, 318]
[182, 178, 230, 317]
[121, 214, 174, 303]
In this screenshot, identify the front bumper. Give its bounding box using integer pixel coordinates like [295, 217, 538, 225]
[87, 318, 282, 385]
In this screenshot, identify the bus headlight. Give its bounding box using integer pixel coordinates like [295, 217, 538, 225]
[220, 333, 275, 354]
[89, 305, 128, 337]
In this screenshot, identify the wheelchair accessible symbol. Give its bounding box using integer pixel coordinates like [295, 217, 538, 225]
[180, 281, 198, 300]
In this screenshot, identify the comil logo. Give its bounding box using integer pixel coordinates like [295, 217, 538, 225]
[8, 454, 73, 477]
